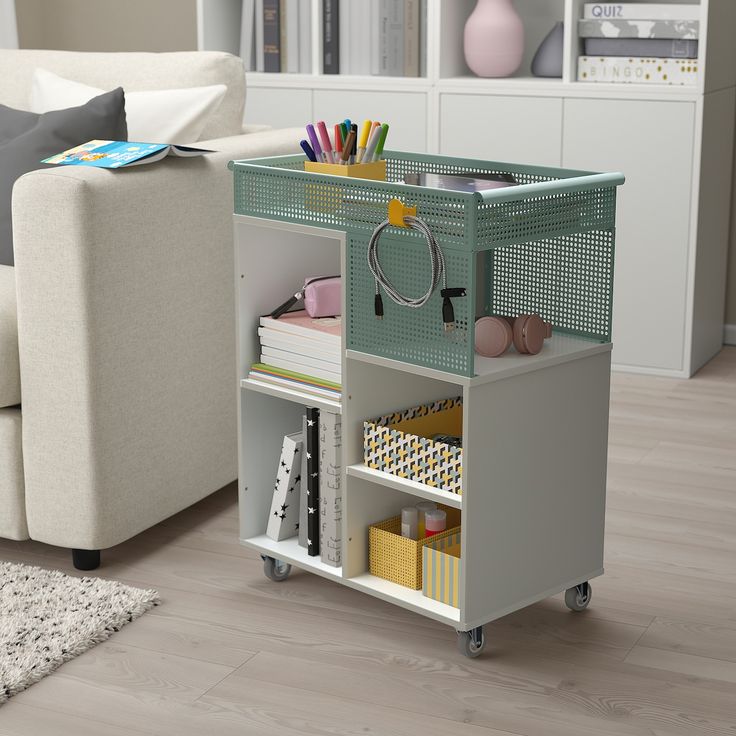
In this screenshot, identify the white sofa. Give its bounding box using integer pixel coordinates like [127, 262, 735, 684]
[0, 50, 300, 569]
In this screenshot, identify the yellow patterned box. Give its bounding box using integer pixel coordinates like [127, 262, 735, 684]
[423, 531, 461, 608]
[369, 506, 461, 590]
[364, 397, 463, 495]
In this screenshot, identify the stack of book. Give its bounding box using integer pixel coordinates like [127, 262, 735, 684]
[332, 0, 426, 77]
[578, 3, 700, 86]
[240, 0, 313, 73]
[248, 310, 341, 402]
[265, 408, 342, 569]
[241, 0, 426, 77]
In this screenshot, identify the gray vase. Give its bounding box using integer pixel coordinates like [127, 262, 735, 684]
[531, 21, 564, 78]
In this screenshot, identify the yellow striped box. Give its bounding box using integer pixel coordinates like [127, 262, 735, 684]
[422, 531, 461, 608]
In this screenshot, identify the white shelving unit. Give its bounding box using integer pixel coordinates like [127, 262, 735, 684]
[201, 0, 736, 377]
[234, 212, 612, 654]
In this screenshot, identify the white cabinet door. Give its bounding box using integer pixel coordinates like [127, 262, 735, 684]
[313, 90, 428, 152]
[245, 87, 313, 128]
[439, 94, 563, 166]
[563, 98, 695, 373]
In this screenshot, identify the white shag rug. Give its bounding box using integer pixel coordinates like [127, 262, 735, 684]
[0, 561, 159, 704]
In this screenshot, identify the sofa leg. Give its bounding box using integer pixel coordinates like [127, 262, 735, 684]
[72, 549, 101, 571]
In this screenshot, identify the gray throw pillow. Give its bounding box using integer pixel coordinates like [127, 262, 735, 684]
[0, 87, 127, 267]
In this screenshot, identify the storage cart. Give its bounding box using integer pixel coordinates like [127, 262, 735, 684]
[231, 151, 624, 657]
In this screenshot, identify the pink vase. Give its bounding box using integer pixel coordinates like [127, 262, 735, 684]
[464, 0, 525, 78]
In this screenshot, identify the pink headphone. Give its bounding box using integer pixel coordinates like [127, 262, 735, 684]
[475, 315, 553, 357]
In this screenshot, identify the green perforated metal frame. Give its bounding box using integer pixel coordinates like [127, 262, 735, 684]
[230, 151, 624, 378]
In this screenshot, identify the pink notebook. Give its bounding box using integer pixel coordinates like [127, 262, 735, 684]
[260, 311, 341, 345]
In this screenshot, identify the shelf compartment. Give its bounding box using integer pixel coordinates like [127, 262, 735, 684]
[242, 377, 342, 414]
[348, 334, 612, 387]
[242, 535, 461, 626]
[348, 573, 460, 625]
[346, 465, 462, 509]
[242, 535, 343, 581]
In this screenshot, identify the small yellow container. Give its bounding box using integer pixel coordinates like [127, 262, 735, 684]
[369, 505, 461, 590]
[364, 398, 463, 495]
[423, 531, 461, 607]
[304, 159, 387, 181]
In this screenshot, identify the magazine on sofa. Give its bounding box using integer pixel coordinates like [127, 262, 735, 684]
[42, 140, 212, 168]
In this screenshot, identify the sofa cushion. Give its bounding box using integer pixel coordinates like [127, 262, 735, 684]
[0, 87, 127, 266]
[0, 266, 20, 408]
[31, 69, 227, 144]
[0, 50, 246, 141]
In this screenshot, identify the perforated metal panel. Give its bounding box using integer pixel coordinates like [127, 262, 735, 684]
[231, 151, 623, 377]
[485, 229, 616, 343]
[348, 232, 475, 376]
[232, 152, 621, 253]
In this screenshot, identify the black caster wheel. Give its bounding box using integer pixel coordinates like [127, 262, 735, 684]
[565, 581, 592, 612]
[263, 556, 291, 582]
[457, 627, 485, 658]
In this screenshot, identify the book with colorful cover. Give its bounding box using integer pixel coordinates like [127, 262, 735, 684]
[42, 140, 212, 168]
[249, 363, 342, 399]
[249, 371, 341, 401]
[259, 354, 340, 384]
[261, 345, 341, 374]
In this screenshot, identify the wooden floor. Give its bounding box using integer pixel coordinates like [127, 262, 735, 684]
[1, 349, 736, 736]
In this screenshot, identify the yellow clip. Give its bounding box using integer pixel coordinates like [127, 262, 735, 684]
[388, 198, 417, 228]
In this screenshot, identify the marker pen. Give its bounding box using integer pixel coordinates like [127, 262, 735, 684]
[357, 119, 372, 163]
[316, 121, 334, 163]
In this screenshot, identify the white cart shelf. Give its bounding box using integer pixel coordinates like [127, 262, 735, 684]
[235, 214, 611, 654]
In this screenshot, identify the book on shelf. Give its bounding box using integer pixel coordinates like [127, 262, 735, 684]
[258, 327, 341, 364]
[578, 56, 698, 85]
[249, 363, 341, 399]
[255, 0, 264, 72]
[283, 0, 299, 73]
[262, 345, 341, 376]
[240, 0, 256, 70]
[319, 410, 342, 568]
[259, 311, 341, 347]
[404, 0, 420, 78]
[332, 0, 425, 78]
[262, 0, 280, 72]
[266, 431, 303, 542]
[298, 0, 312, 74]
[306, 407, 320, 556]
[298, 414, 308, 548]
[259, 353, 341, 384]
[584, 38, 698, 58]
[578, 18, 699, 39]
[323, 0, 339, 73]
[243, 0, 312, 73]
[582, 4, 700, 21]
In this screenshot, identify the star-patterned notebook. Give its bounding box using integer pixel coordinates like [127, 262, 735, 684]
[266, 431, 303, 542]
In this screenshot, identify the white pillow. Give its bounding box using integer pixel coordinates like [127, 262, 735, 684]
[30, 68, 227, 144]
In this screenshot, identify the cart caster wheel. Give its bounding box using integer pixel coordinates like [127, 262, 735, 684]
[565, 581, 592, 612]
[457, 627, 485, 658]
[263, 556, 291, 582]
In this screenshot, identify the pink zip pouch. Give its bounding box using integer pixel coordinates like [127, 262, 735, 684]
[270, 276, 341, 319]
[303, 276, 341, 318]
